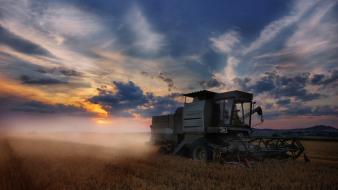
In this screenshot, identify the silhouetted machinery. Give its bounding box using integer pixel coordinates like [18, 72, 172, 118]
[151, 90, 305, 163]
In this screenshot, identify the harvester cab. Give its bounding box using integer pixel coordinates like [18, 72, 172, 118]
[151, 90, 305, 162]
[182, 90, 263, 135]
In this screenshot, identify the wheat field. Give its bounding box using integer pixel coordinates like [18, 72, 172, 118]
[0, 134, 337, 190]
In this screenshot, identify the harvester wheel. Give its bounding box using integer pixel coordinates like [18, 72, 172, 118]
[191, 140, 212, 161]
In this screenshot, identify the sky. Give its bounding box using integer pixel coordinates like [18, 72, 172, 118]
[0, 0, 337, 129]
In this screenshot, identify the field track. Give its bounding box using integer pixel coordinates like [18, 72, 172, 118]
[0, 139, 37, 190]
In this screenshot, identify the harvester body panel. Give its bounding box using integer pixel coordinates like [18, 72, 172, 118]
[183, 100, 205, 132]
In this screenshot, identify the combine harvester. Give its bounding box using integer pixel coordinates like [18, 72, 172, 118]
[150, 90, 306, 163]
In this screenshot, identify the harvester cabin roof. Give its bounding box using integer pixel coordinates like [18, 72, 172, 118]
[183, 90, 216, 99]
[183, 90, 253, 101]
[215, 90, 253, 100]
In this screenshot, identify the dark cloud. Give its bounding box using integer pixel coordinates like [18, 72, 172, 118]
[0, 25, 51, 56]
[263, 104, 338, 119]
[0, 53, 86, 86]
[233, 77, 251, 91]
[276, 98, 291, 106]
[158, 72, 174, 92]
[140, 71, 176, 92]
[89, 81, 181, 117]
[0, 95, 90, 115]
[90, 81, 148, 116]
[0, 52, 43, 75]
[12, 101, 89, 114]
[235, 71, 338, 119]
[140, 71, 149, 77]
[200, 77, 225, 89]
[310, 70, 338, 86]
[250, 73, 276, 92]
[0, 96, 19, 114]
[200, 50, 226, 72]
[264, 103, 273, 110]
[139, 93, 180, 117]
[20, 75, 67, 85]
[236, 71, 321, 102]
[282, 105, 338, 117]
[310, 74, 325, 85]
[37, 67, 82, 77]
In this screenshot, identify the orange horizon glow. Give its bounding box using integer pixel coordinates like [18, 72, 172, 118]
[0, 76, 108, 117]
[92, 115, 151, 129]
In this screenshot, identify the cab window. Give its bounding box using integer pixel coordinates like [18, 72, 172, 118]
[232, 102, 251, 126]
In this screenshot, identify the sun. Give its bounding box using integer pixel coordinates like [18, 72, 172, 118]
[93, 117, 112, 126]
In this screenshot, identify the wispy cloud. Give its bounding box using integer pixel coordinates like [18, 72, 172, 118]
[0, 25, 52, 56]
[208, 30, 242, 87]
[210, 30, 240, 54]
[285, 1, 338, 57]
[40, 4, 103, 39]
[214, 56, 239, 84]
[252, 0, 338, 73]
[209, 0, 338, 124]
[125, 5, 165, 54]
[0, 0, 108, 72]
[244, 0, 319, 55]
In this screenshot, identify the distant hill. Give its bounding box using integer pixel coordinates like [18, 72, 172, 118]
[252, 125, 338, 140]
[301, 125, 337, 131]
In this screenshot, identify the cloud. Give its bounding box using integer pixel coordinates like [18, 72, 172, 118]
[0, 52, 88, 87]
[211, 0, 337, 91]
[236, 71, 337, 104]
[233, 77, 251, 91]
[11, 100, 90, 115]
[125, 4, 165, 54]
[89, 81, 148, 116]
[20, 75, 67, 85]
[0, 93, 90, 115]
[0, 0, 104, 42]
[158, 72, 175, 92]
[310, 70, 338, 86]
[140, 93, 180, 117]
[0, 0, 108, 72]
[0, 75, 107, 116]
[89, 81, 180, 117]
[251, 0, 338, 74]
[208, 30, 242, 86]
[37, 67, 82, 77]
[228, 1, 338, 122]
[249, 73, 275, 92]
[90, 81, 147, 116]
[210, 30, 240, 54]
[236, 71, 322, 102]
[0, 25, 51, 56]
[285, 1, 338, 56]
[276, 98, 291, 106]
[281, 104, 338, 117]
[199, 75, 225, 89]
[244, 0, 319, 55]
[214, 56, 239, 84]
[40, 4, 103, 39]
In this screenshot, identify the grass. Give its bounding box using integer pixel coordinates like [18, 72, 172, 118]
[0, 134, 337, 190]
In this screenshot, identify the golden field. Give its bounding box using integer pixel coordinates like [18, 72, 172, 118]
[0, 133, 337, 190]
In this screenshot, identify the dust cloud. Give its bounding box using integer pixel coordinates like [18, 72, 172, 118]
[0, 114, 155, 159]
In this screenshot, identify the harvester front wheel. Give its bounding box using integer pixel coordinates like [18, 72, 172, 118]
[191, 140, 212, 161]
